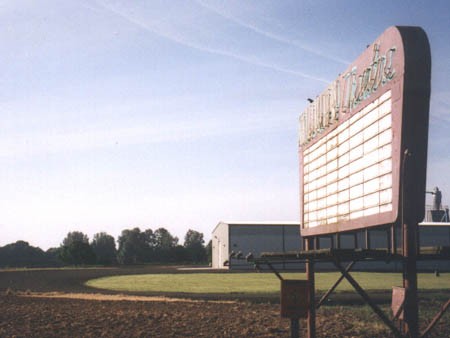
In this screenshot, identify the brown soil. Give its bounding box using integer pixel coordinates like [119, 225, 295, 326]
[0, 266, 448, 337]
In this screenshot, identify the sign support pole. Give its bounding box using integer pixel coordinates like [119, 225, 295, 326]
[403, 221, 419, 338]
[306, 238, 316, 338]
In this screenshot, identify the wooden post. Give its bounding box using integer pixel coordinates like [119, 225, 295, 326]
[290, 318, 300, 338]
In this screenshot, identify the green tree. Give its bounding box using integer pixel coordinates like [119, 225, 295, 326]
[183, 229, 207, 263]
[154, 227, 178, 248]
[91, 232, 117, 265]
[205, 239, 212, 264]
[0, 241, 48, 268]
[60, 231, 96, 265]
[45, 247, 64, 267]
[62, 231, 89, 246]
[184, 229, 204, 248]
[154, 227, 178, 262]
[173, 244, 189, 262]
[117, 227, 153, 264]
[142, 228, 156, 261]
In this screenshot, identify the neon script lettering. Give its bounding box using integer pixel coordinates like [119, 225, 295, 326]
[299, 44, 396, 146]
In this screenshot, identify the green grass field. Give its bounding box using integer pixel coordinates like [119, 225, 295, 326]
[85, 272, 450, 295]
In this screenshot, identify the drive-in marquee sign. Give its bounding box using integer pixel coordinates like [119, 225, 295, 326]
[299, 26, 431, 237]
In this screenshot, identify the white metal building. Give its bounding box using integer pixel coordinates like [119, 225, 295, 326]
[211, 221, 450, 271]
[211, 221, 301, 269]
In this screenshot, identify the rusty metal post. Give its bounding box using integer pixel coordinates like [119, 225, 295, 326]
[401, 147, 420, 338]
[365, 229, 371, 249]
[403, 221, 419, 338]
[387, 227, 392, 254]
[391, 224, 397, 255]
[335, 233, 341, 249]
[305, 237, 316, 338]
[398, 26, 431, 337]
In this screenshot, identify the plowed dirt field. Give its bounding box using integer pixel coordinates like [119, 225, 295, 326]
[0, 266, 448, 337]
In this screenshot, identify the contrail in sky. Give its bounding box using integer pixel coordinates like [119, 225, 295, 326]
[194, 0, 350, 66]
[1, 113, 295, 158]
[96, 1, 330, 84]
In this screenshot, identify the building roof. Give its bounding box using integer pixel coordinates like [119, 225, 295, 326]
[419, 222, 450, 227]
[212, 221, 300, 234]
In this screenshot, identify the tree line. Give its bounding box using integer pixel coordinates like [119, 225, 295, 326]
[0, 227, 211, 268]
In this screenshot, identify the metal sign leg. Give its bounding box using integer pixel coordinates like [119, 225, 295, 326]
[306, 238, 316, 338]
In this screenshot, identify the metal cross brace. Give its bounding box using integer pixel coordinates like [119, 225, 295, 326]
[332, 258, 404, 338]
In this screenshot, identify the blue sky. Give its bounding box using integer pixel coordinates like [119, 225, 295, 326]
[1, 0, 449, 249]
